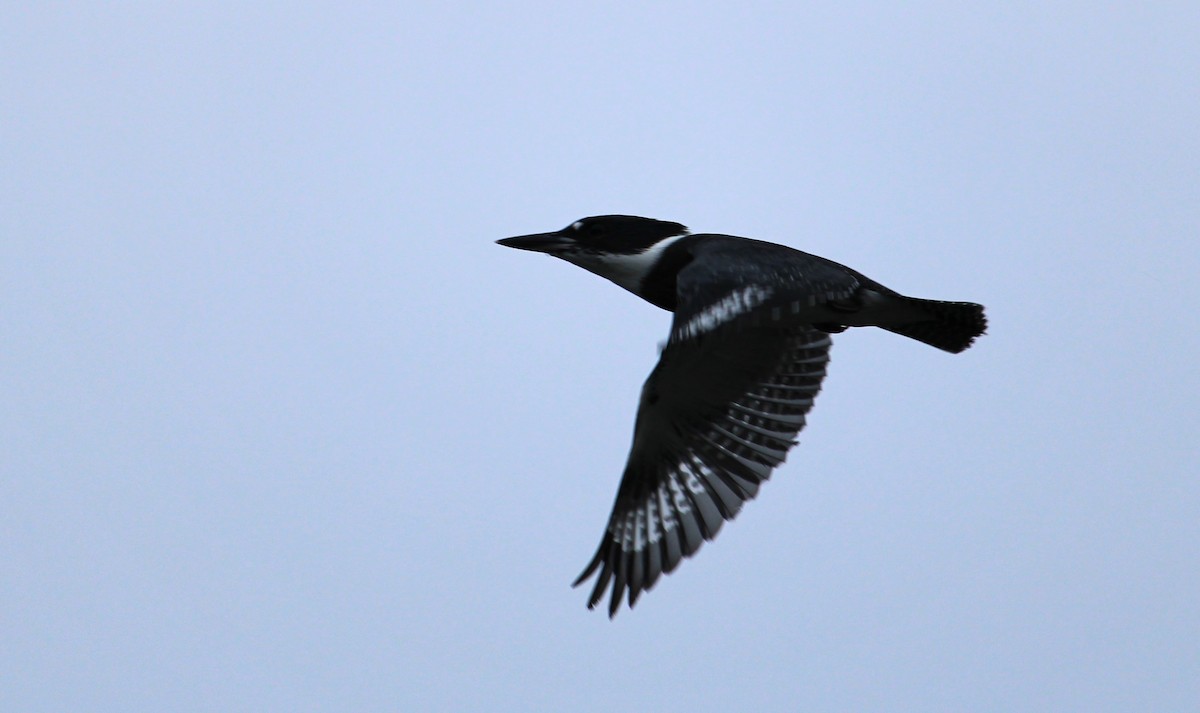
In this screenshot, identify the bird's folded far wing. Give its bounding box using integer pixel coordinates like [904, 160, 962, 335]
[572, 324, 832, 616]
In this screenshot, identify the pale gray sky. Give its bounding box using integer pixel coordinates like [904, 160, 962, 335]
[4, 3, 1197, 711]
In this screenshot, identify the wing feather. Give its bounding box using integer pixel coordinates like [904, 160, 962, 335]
[573, 323, 832, 616]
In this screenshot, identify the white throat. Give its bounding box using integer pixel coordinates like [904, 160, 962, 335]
[561, 234, 687, 296]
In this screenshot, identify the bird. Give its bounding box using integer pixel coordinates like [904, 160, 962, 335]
[497, 215, 986, 617]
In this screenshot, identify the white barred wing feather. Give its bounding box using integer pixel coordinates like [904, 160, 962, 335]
[573, 328, 832, 616]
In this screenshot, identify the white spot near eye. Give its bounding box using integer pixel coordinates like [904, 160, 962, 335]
[570, 221, 584, 231]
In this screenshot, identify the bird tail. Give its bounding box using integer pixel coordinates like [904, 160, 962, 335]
[882, 298, 987, 353]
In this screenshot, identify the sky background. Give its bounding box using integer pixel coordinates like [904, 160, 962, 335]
[4, 2, 1198, 711]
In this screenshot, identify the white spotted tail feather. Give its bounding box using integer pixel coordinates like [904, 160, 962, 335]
[572, 326, 833, 617]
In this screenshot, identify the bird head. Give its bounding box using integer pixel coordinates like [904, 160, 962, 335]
[497, 215, 688, 257]
[497, 215, 691, 298]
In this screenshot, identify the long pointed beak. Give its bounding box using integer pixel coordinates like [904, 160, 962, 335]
[496, 231, 571, 254]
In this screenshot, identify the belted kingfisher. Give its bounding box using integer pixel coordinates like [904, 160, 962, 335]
[498, 215, 986, 617]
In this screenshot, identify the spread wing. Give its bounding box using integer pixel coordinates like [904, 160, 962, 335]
[572, 318, 833, 616]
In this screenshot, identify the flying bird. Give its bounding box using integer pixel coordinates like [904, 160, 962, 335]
[497, 215, 986, 616]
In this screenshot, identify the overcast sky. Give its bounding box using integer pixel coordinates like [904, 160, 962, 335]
[4, 3, 1197, 711]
